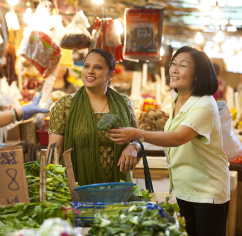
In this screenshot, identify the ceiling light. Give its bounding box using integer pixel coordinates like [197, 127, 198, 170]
[23, 2, 33, 25]
[215, 30, 225, 42]
[5, 8, 20, 30]
[212, 1, 222, 19]
[114, 19, 123, 35]
[213, 45, 220, 53]
[93, 0, 103, 4]
[194, 32, 204, 44]
[7, 0, 18, 5]
[160, 47, 165, 56]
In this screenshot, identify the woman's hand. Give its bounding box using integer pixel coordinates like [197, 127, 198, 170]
[118, 144, 138, 173]
[108, 127, 142, 145]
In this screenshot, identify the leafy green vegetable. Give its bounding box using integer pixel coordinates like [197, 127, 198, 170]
[97, 114, 121, 131]
[24, 161, 78, 205]
[158, 197, 180, 216]
[87, 205, 185, 236]
[0, 202, 73, 236]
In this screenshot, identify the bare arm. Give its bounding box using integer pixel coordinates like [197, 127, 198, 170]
[46, 134, 64, 162]
[108, 125, 198, 147]
[0, 109, 23, 128]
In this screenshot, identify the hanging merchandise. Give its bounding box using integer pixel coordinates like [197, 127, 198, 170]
[18, 0, 61, 79]
[5, 30, 16, 85]
[61, 10, 91, 50]
[90, 18, 123, 62]
[124, 4, 164, 61]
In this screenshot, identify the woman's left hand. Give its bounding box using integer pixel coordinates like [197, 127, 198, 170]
[117, 144, 138, 173]
[108, 127, 142, 145]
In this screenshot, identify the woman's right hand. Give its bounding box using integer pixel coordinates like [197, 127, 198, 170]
[108, 127, 143, 145]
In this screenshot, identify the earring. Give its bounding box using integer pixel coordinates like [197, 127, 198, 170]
[109, 79, 112, 81]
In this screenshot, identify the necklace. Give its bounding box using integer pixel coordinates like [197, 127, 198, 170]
[91, 102, 108, 112]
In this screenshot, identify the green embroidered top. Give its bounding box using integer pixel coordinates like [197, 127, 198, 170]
[48, 88, 138, 185]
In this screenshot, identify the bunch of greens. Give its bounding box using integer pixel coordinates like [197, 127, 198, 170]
[158, 197, 186, 233]
[97, 114, 121, 131]
[158, 197, 180, 217]
[87, 205, 187, 236]
[25, 161, 78, 205]
[0, 201, 74, 236]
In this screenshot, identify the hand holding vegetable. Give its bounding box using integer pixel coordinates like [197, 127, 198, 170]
[97, 113, 121, 131]
[108, 127, 143, 145]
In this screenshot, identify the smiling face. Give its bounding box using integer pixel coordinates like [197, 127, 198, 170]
[169, 52, 197, 95]
[82, 52, 114, 91]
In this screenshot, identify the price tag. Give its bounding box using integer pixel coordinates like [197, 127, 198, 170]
[63, 148, 79, 202]
[0, 146, 29, 206]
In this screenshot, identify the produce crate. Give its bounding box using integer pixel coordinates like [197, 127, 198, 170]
[71, 202, 131, 227]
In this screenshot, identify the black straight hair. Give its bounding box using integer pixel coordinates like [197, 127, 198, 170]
[84, 48, 115, 73]
[170, 46, 218, 96]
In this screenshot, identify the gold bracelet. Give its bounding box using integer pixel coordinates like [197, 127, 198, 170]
[129, 142, 139, 152]
[139, 130, 145, 143]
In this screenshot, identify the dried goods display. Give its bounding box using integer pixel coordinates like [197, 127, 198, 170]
[137, 108, 169, 131]
[5, 30, 16, 85]
[21, 59, 43, 90]
[61, 11, 91, 50]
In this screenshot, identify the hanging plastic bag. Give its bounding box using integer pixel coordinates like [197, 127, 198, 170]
[18, 0, 61, 79]
[61, 10, 91, 50]
[217, 101, 242, 161]
[90, 18, 123, 62]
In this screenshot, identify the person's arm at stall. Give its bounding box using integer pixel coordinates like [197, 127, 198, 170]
[108, 125, 198, 147]
[0, 92, 49, 128]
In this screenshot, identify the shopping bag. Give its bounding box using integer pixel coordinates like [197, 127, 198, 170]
[217, 101, 242, 161]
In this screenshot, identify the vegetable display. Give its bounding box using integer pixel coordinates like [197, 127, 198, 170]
[97, 114, 122, 131]
[87, 204, 187, 236]
[25, 161, 77, 205]
[0, 202, 74, 236]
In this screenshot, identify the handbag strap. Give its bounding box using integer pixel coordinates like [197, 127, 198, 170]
[133, 140, 154, 193]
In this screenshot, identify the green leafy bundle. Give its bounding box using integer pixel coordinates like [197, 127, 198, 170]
[25, 161, 78, 205]
[87, 205, 186, 236]
[0, 201, 74, 236]
[97, 114, 121, 131]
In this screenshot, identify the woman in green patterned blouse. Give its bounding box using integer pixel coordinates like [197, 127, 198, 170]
[47, 49, 140, 186]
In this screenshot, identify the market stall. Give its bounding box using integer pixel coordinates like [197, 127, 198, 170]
[1, 0, 242, 235]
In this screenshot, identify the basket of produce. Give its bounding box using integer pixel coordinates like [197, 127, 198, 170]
[74, 182, 135, 204]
